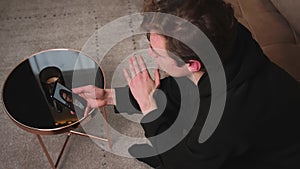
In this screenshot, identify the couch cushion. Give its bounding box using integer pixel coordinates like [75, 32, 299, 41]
[263, 44, 300, 81]
[225, 0, 296, 47]
[225, 0, 251, 30]
[226, 0, 300, 81]
[270, 0, 300, 43]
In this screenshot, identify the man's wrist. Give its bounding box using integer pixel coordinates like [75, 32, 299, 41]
[139, 97, 158, 115]
[105, 89, 116, 105]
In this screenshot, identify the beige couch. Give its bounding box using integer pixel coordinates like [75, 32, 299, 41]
[225, 0, 300, 82]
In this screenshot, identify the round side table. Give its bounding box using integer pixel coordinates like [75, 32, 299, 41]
[2, 49, 110, 169]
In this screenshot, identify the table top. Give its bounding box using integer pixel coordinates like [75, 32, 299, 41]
[2, 49, 104, 134]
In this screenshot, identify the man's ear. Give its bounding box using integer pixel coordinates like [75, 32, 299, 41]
[187, 60, 201, 72]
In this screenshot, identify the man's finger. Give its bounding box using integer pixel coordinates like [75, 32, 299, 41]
[138, 56, 152, 78]
[70, 110, 75, 115]
[138, 55, 148, 72]
[72, 85, 93, 94]
[84, 104, 91, 117]
[77, 88, 97, 99]
[129, 58, 136, 78]
[132, 56, 141, 75]
[123, 68, 131, 84]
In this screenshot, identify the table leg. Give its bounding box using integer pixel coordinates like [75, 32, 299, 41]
[102, 107, 112, 149]
[36, 134, 56, 169]
[35, 108, 111, 168]
[55, 132, 72, 167]
[36, 133, 72, 169]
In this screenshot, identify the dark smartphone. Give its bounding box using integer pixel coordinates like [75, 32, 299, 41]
[52, 82, 87, 116]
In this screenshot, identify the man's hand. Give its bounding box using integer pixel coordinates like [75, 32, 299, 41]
[72, 85, 116, 116]
[123, 55, 160, 115]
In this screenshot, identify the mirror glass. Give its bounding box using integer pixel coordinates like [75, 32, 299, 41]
[2, 49, 104, 130]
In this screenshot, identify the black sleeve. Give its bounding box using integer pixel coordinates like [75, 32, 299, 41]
[140, 108, 169, 138]
[140, 88, 174, 138]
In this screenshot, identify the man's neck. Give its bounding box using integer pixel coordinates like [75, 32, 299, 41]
[188, 71, 205, 85]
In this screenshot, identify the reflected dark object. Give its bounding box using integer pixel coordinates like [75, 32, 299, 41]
[3, 60, 55, 129]
[39, 66, 65, 112]
[1, 49, 105, 134]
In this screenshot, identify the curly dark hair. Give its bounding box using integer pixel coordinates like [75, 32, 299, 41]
[142, 0, 237, 67]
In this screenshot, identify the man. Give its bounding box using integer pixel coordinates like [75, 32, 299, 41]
[73, 0, 300, 168]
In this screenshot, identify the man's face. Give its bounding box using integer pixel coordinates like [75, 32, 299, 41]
[148, 33, 191, 77]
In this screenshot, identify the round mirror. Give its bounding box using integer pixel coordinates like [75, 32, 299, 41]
[2, 49, 104, 134]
